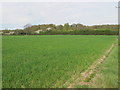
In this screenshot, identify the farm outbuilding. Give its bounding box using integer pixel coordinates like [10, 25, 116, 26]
[35, 30, 43, 34]
[46, 28, 52, 31]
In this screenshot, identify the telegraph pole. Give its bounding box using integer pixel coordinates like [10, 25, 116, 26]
[116, 2, 120, 41]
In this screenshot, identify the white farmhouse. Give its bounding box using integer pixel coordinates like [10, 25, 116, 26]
[0, 31, 3, 35]
[9, 32, 14, 34]
[35, 29, 43, 34]
[46, 28, 52, 31]
[5, 31, 14, 35]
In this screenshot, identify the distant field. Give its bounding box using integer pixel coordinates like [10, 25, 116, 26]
[2, 35, 117, 88]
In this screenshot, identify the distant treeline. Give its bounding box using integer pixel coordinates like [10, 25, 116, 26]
[0, 23, 119, 35]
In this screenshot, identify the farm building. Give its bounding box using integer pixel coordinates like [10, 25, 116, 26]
[0, 31, 3, 35]
[9, 32, 14, 34]
[46, 28, 52, 31]
[5, 32, 14, 35]
[71, 24, 77, 27]
[35, 30, 43, 34]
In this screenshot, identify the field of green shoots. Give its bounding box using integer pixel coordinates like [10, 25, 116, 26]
[2, 35, 117, 88]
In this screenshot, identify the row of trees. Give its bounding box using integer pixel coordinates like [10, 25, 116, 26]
[1, 23, 119, 35]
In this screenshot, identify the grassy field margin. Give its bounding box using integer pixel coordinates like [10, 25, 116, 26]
[90, 44, 118, 88]
[73, 41, 118, 88]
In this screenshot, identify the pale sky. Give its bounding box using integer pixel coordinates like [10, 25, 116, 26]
[0, 1, 119, 30]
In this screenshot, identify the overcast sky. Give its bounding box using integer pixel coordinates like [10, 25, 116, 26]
[0, 1, 118, 30]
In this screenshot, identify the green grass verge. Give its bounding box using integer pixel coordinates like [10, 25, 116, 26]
[90, 44, 118, 88]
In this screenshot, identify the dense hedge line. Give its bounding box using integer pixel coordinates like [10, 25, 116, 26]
[24, 30, 118, 35]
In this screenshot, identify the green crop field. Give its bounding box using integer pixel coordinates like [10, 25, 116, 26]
[2, 35, 117, 88]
